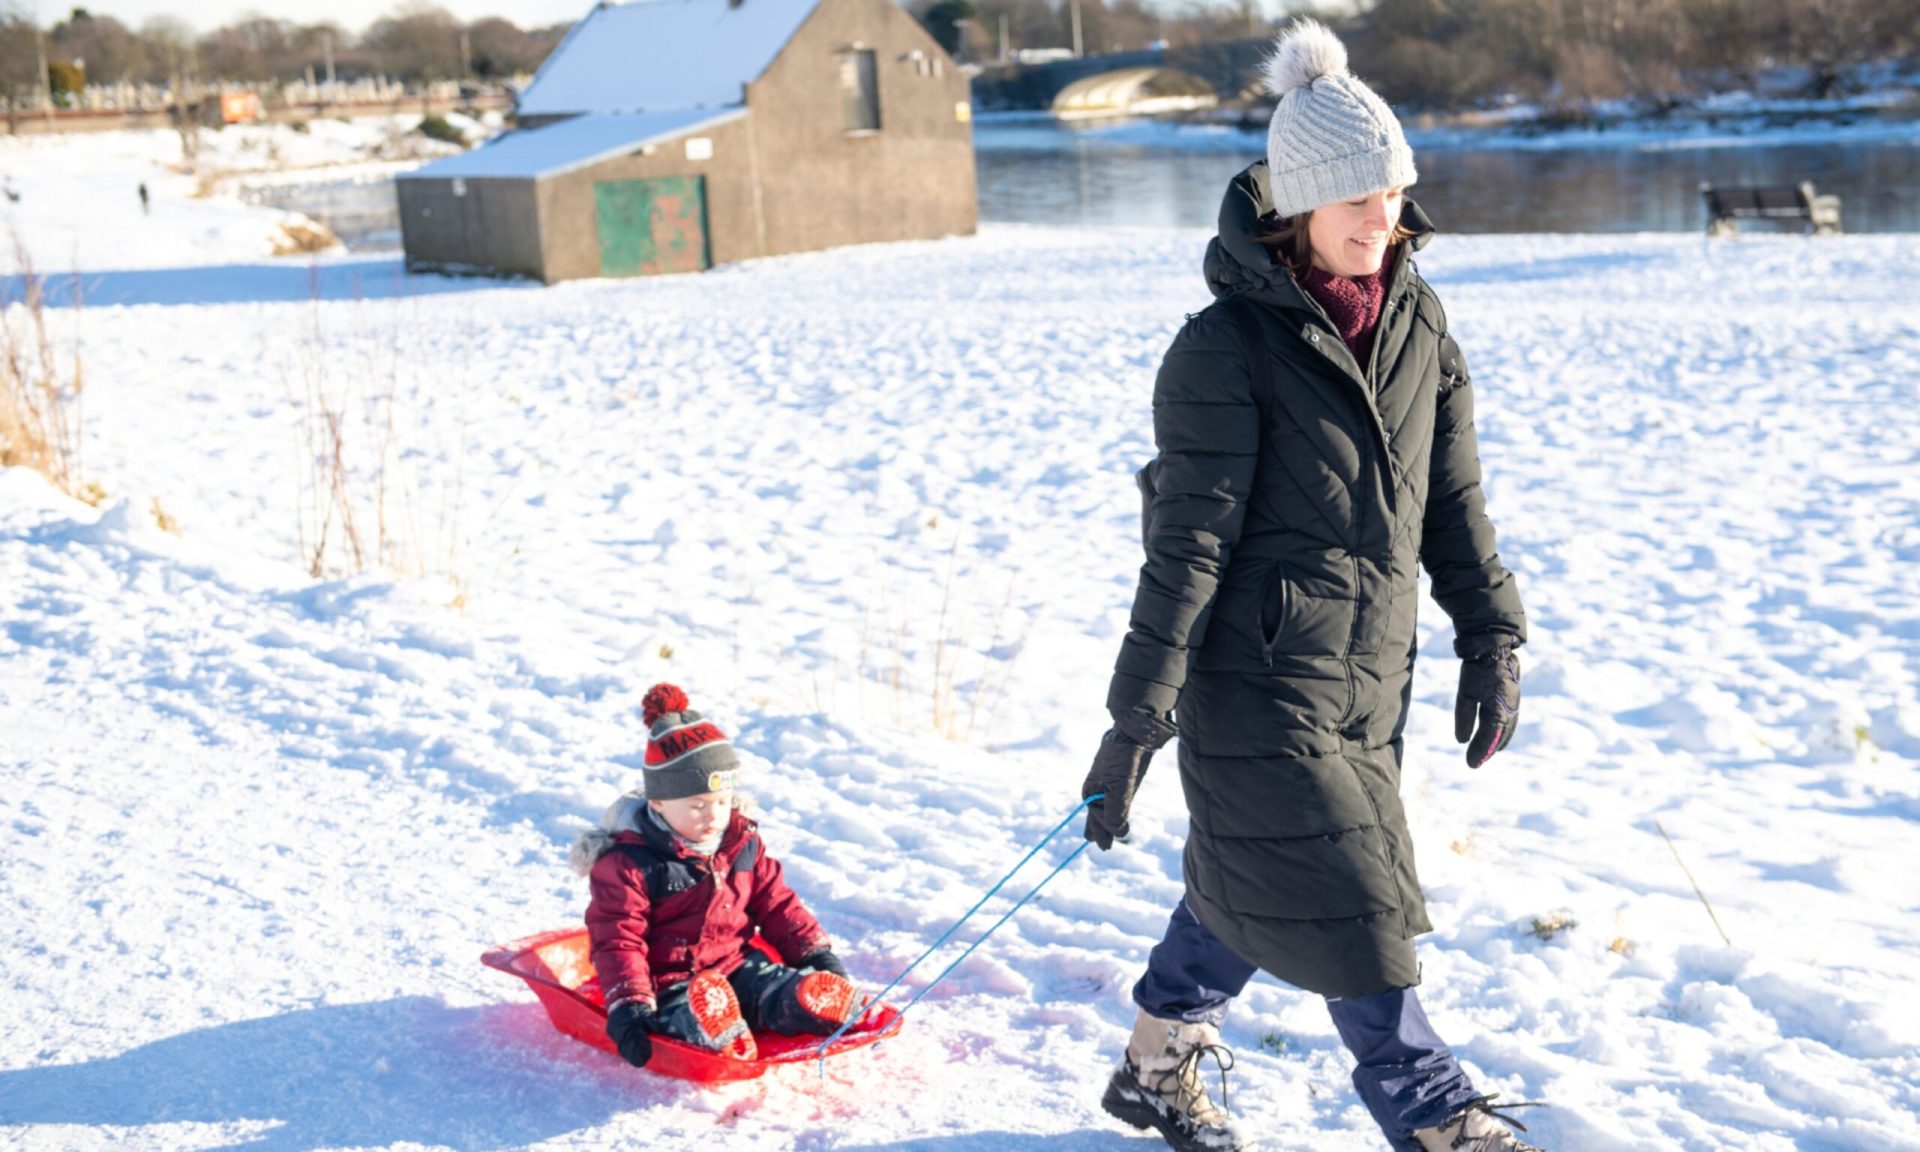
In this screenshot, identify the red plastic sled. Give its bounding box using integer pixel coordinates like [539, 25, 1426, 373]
[481, 928, 902, 1083]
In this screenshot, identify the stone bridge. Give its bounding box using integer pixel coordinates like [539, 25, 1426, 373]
[970, 38, 1274, 115]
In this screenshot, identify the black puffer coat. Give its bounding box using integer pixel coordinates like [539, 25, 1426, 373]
[1107, 162, 1526, 998]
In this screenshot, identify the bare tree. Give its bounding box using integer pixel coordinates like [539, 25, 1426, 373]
[463, 16, 558, 79]
[50, 10, 148, 86]
[361, 2, 463, 83]
[198, 17, 305, 83]
[141, 16, 198, 172]
[0, 3, 41, 133]
[1079, 0, 1165, 55]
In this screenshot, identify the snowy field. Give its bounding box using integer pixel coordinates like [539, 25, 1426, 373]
[2, 131, 1919, 1152]
[0, 118, 481, 272]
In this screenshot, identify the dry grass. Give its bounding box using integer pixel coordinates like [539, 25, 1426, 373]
[1527, 912, 1579, 942]
[845, 533, 1030, 747]
[1, 233, 92, 502]
[271, 216, 340, 256]
[286, 291, 479, 600]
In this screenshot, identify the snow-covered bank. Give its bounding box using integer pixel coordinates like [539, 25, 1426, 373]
[976, 61, 1920, 155]
[0, 118, 481, 271]
[3, 154, 1919, 1152]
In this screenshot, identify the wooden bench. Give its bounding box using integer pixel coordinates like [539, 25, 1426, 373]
[1700, 181, 1843, 237]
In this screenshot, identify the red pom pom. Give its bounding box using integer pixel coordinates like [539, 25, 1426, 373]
[642, 683, 690, 727]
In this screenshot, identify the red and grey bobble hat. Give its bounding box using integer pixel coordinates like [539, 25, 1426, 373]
[640, 683, 740, 801]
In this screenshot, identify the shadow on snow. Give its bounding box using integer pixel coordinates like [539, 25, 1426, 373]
[1, 257, 532, 310]
[0, 997, 640, 1150]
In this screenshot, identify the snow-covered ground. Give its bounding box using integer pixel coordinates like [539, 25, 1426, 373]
[0, 117, 487, 272]
[2, 130, 1918, 1152]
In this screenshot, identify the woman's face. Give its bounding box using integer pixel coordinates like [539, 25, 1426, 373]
[1305, 187, 1405, 279]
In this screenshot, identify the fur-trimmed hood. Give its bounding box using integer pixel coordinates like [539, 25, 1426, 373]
[567, 791, 754, 877]
[567, 789, 649, 877]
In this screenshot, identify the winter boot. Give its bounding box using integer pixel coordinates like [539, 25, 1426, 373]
[1100, 1009, 1245, 1152]
[685, 970, 757, 1060]
[1412, 1095, 1546, 1151]
[794, 970, 858, 1028]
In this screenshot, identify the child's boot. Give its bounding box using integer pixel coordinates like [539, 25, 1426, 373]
[794, 970, 857, 1028]
[686, 970, 757, 1060]
[1100, 1009, 1245, 1152]
[1412, 1095, 1545, 1151]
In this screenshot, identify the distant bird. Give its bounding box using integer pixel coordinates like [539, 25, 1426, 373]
[139, 182, 150, 214]
[2, 177, 17, 204]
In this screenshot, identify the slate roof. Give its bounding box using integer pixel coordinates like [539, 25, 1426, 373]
[401, 107, 745, 180]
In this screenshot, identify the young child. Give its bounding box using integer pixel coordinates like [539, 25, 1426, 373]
[570, 683, 857, 1066]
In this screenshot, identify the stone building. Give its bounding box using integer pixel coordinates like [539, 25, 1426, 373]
[397, 0, 977, 282]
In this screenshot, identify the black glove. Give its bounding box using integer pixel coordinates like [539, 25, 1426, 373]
[1081, 711, 1177, 850]
[1455, 646, 1521, 768]
[606, 998, 655, 1068]
[800, 948, 850, 980]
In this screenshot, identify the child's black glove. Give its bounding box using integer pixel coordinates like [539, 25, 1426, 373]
[1081, 711, 1177, 850]
[1456, 646, 1521, 768]
[800, 948, 850, 979]
[606, 999, 655, 1068]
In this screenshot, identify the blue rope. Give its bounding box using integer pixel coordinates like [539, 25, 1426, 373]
[813, 794, 1099, 1075]
[891, 839, 1091, 1018]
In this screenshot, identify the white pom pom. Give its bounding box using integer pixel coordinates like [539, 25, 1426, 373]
[1263, 18, 1349, 97]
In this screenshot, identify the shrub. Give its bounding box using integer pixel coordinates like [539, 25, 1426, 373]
[0, 235, 88, 500]
[271, 215, 340, 256]
[416, 115, 465, 144]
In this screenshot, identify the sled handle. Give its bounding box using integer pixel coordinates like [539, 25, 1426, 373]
[814, 794, 1100, 1076]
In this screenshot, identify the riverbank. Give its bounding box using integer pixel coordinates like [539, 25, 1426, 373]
[0, 117, 492, 270]
[981, 55, 1920, 153]
[1053, 98, 1920, 153]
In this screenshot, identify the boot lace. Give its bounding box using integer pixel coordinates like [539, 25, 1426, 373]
[1148, 1042, 1237, 1122]
[1440, 1093, 1546, 1150]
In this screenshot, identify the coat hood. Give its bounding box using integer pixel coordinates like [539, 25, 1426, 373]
[568, 789, 648, 876]
[1203, 160, 1434, 309]
[567, 791, 751, 876]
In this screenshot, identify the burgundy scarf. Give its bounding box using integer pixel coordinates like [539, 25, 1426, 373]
[1301, 263, 1388, 366]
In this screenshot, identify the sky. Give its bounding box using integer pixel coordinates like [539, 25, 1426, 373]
[34, 0, 595, 33]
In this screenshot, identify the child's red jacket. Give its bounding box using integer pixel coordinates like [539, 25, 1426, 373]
[576, 799, 830, 1010]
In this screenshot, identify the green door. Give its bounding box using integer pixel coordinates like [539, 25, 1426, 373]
[593, 176, 711, 277]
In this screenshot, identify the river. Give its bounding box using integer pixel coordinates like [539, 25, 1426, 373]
[248, 117, 1920, 250]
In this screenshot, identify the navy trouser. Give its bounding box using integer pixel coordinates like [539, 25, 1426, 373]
[653, 951, 837, 1044]
[1133, 898, 1478, 1149]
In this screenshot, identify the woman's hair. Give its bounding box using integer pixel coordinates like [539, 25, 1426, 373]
[1255, 208, 1418, 279]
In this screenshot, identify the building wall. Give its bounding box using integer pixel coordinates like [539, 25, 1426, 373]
[396, 177, 546, 280]
[536, 116, 759, 283]
[749, 0, 977, 256]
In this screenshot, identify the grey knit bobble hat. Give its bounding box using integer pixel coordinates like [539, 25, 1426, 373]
[1263, 19, 1416, 218]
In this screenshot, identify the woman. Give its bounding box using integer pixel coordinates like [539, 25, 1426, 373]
[1081, 20, 1538, 1152]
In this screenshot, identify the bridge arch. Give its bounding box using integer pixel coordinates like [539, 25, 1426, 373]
[1050, 67, 1219, 121]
